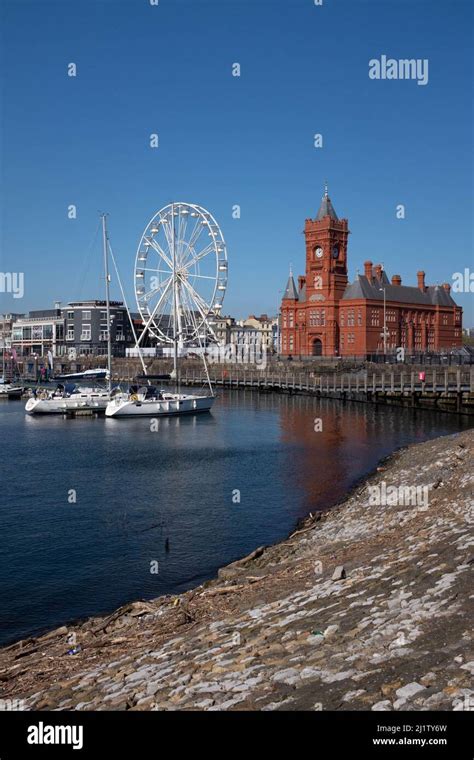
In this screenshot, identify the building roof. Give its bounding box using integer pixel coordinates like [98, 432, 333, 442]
[342, 274, 458, 307]
[283, 273, 299, 300]
[316, 189, 338, 221]
[67, 300, 124, 308]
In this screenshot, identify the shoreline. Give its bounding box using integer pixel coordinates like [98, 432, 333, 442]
[0, 427, 461, 651]
[1, 428, 472, 711]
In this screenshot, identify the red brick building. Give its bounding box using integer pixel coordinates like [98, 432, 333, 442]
[280, 187, 463, 358]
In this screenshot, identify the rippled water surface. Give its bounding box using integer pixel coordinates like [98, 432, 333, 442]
[0, 390, 470, 645]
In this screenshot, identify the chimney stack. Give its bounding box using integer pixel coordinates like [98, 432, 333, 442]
[364, 260, 373, 280]
[417, 271, 426, 292]
[298, 275, 306, 291]
[442, 282, 451, 292]
[391, 275, 402, 286]
[374, 264, 383, 281]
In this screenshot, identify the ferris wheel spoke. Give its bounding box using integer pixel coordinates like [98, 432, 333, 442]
[141, 274, 172, 303]
[182, 242, 215, 271]
[141, 267, 172, 275]
[136, 277, 174, 346]
[180, 217, 205, 265]
[180, 277, 212, 321]
[181, 211, 190, 248]
[178, 287, 205, 338]
[160, 218, 175, 259]
[187, 273, 217, 280]
[175, 285, 195, 339]
[145, 236, 173, 270]
[177, 210, 189, 266]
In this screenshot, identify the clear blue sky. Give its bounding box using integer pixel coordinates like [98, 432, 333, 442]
[1, 0, 473, 324]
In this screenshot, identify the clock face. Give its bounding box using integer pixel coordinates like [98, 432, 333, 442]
[332, 244, 339, 259]
[315, 246, 323, 259]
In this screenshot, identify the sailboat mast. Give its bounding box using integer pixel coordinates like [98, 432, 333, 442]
[101, 213, 112, 394]
[171, 203, 179, 394]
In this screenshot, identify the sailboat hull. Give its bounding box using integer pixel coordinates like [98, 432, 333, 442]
[25, 392, 110, 415]
[105, 394, 215, 418]
[0, 386, 23, 400]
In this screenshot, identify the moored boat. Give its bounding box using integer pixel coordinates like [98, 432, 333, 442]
[25, 383, 110, 415]
[25, 215, 115, 417]
[52, 368, 108, 382]
[0, 384, 24, 400]
[105, 385, 214, 418]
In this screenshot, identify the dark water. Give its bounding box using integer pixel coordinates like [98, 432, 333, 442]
[0, 390, 471, 647]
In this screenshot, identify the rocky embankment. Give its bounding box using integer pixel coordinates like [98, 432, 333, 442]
[1, 430, 473, 711]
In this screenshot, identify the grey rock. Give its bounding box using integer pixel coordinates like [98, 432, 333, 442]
[395, 682, 425, 700]
[332, 566, 346, 581]
[372, 700, 392, 711]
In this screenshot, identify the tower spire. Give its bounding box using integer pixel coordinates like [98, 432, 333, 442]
[282, 266, 298, 300]
[316, 181, 338, 221]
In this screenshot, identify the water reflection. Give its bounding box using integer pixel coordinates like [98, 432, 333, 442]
[0, 391, 470, 646]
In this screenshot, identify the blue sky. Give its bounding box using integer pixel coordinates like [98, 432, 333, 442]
[1, 0, 473, 324]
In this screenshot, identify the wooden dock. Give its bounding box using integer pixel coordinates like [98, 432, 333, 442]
[171, 367, 474, 415]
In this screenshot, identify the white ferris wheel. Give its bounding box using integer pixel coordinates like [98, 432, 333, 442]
[134, 202, 228, 348]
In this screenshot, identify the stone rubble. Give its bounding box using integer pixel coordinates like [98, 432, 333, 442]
[0, 430, 472, 711]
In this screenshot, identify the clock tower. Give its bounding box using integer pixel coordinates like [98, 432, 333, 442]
[303, 184, 349, 355]
[280, 185, 462, 358]
[304, 183, 349, 299]
[279, 183, 350, 357]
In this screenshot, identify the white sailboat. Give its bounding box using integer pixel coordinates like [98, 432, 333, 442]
[105, 202, 222, 419]
[25, 215, 114, 415]
[105, 386, 214, 418]
[25, 384, 110, 414]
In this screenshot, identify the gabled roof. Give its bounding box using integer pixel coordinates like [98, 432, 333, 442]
[342, 275, 458, 307]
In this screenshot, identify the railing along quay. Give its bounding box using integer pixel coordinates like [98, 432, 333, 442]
[174, 367, 474, 415]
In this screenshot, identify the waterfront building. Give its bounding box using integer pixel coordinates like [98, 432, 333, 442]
[201, 314, 278, 352]
[237, 314, 278, 353]
[11, 300, 136, 359]
[0, 313, 25, 345]
[61, 300, 135, 358]
[207, 314, 235, 346]
[280, 186, 463, 358]
[11, 308, 66, 358]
